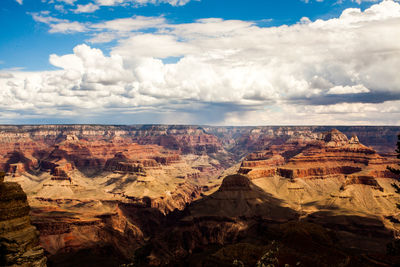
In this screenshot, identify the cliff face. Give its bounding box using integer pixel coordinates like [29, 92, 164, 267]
[240, 129, 398, 181]
[205, 125, 400, 157]
[237, 129, 400, 218]
[0, 172, 47, 267]
[0, 125, 225, 156]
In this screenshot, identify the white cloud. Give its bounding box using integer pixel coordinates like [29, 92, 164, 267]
[299, 17, 312, 24]
[74, 3, 100, 13]
[327, 84, 370, 94]
[49, 21, 87, 33]
[5, 0, 400, 125]
[95, 0, 124, 5]
[15, 0, 23, 5]
[0, 73, 14, 79]
[31, 13, 87, 33]
[55, 0, 77, 4]
[87, 32, 120, 43]
[222, 100, 400, 126]
[42, 0, 196, 15]
[31, 13, 64, 24]
[352, 0, 380, 4]
[54, 5, 66, 12]
[86, 16, 168, 43]
[312, 0, 399, 5]
[33, 14, 164, 36]
[91, 16, 166, 32]
[95, 0, 192, 7]
[49, 44, 133, 86]
[113, 34, 195, 58]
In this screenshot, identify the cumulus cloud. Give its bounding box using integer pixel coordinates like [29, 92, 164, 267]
[4, 0, 400, 125]
[15, 0, 23, 5]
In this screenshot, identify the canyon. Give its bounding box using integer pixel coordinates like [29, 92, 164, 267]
[0, 125, 399, 266]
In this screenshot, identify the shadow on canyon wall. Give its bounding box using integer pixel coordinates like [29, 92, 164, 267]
[48, 176, 400, 267]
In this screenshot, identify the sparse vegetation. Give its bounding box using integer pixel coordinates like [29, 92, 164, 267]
[254, 241, 300, 267]
[388, 134, 400, 176]
[255, 241, 279, 267]
[389, 134, 400, 198]
[233, 259, 244, 267]
[387, 134, 400, 259]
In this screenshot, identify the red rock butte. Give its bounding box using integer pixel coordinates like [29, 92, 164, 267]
[219, 174, 251, 191]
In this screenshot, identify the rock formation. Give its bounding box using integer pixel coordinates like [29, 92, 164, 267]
[188, 174, 297, 219]
[238, 129, 400, 219]
[0, 172, 47, 267]
[0, 125, 399, 266]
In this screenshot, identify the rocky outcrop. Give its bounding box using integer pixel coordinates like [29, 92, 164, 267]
[0, 172, 47, 267]
[239, 129, 398, 183]
[7, 163, 26, 177]
[342, 175, 383, 191]
[152, 154, 180, 165]
[189, 174, 297, 220]
[322, 128, 349, 146]
[31, 205, 145, 262]
[277, 166, 363, 180]
[131, 125, 224, 154]
[239, 152, 285, 179]
[218, 174, 251, 191]
[241, 152, 285, 168]
[104, 151, 182, 175]
[104, 153, 148, 174]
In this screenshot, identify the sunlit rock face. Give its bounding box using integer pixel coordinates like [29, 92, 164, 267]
[0, 173, 47, 267]
[240, 129, 398, 181]
[238, 129, 400, 221]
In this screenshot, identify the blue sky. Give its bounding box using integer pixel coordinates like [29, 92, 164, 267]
[0, 0, 399, 125]
[0, 0, 379, 70]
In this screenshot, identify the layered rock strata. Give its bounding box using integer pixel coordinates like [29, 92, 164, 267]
[0, 125, 399, 266]
[240, 129, 399, 182]
[0, 172, 47, 267]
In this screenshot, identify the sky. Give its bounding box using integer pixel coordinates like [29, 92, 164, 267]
[0, 0, 399, 125]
